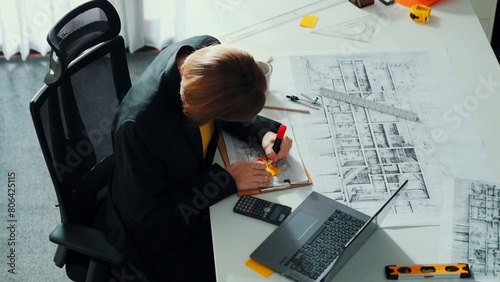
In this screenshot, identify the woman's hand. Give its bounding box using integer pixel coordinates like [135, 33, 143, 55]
[225, 161, 271, 190]
[262, 131, 293, 163]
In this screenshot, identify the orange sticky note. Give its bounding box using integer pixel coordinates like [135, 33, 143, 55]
[257, 158, 281, 176]
[300, 15, 319, 28]
[245, 258, 274, 278]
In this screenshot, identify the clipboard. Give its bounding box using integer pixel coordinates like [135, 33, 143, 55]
[218, 132, 312, 196]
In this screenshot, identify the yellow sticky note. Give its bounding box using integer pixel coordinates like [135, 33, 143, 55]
[245, 258, 274, 278]
[300, 15, 319, 28]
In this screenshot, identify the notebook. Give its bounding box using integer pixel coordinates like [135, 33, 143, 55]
[250, 180, 408, 282]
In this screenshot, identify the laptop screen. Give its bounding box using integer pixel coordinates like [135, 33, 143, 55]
[346, 179, 408, 247]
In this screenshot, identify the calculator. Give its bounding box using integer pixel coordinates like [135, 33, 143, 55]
[233, 195, 292, 225]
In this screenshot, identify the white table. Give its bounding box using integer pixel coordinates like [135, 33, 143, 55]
[187, 0, 500, 281]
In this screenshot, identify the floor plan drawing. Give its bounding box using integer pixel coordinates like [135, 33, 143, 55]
[284, 51, 437, 218]
[266, 47, 496, 226]
[443, 178, 500, 281]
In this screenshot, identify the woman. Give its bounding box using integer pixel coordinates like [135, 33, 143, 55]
[99, 35, 292, 281]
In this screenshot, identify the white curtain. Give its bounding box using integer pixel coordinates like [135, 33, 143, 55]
[0, 0, 185, 60]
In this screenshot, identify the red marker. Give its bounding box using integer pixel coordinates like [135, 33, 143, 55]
[272, 124, 287, 153]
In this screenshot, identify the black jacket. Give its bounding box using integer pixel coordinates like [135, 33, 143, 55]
[98, 35, 280, 278]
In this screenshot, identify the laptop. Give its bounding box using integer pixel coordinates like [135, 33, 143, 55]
[250, 180, 408, 282]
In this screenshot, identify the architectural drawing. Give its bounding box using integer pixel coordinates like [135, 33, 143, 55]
[264, 45, 500, 228]
[263, 47, 494, 226]
[284, 51, 437, 217]
[446, 178, 500, 281]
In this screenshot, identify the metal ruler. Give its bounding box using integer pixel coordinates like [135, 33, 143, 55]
[319, 88, 419, 121]
[220, 0, 344, 43]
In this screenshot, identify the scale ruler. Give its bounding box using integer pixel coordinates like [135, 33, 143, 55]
[220, 0, 344, 43]
[319, 88, 419, 121]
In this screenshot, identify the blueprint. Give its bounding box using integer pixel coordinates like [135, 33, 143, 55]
[441, 177, 500, 281]
[266, 47, 495, 227]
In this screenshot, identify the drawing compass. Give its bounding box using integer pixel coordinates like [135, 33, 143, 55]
[286, 94, 321, 110]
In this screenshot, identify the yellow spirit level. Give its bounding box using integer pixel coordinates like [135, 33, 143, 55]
[385, 263, 472, 279]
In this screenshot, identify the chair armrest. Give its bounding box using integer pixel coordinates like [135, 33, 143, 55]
[49, 223, 125, 265]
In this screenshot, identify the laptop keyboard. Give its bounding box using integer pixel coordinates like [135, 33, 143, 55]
[284, 209, 366, 280]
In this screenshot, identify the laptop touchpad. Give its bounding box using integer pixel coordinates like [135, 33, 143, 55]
[283, 211, 317, 240]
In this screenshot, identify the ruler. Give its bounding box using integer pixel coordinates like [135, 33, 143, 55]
[220, 0, 344, 43]
[319, 88, 419, 121]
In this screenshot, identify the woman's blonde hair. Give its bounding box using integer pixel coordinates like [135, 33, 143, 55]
[180, 44, 267, 125]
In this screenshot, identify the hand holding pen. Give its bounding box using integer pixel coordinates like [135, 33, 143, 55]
[227, 126, 291, 190]
[262, 124, 293, 163]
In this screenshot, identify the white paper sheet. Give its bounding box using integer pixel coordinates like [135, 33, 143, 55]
[264, 47, 495, 227]
[441, 177, 500, 281]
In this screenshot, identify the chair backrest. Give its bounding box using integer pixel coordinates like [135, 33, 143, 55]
[30, 0, 131, 227]
[44, 0, 121, 86]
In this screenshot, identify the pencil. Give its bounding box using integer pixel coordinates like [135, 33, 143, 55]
[263, 105, 310, 114]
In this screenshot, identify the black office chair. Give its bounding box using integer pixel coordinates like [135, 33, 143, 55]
[29, 1, 148, 281]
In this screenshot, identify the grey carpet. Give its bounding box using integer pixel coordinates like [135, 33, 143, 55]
[0, 52, 156, 282]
